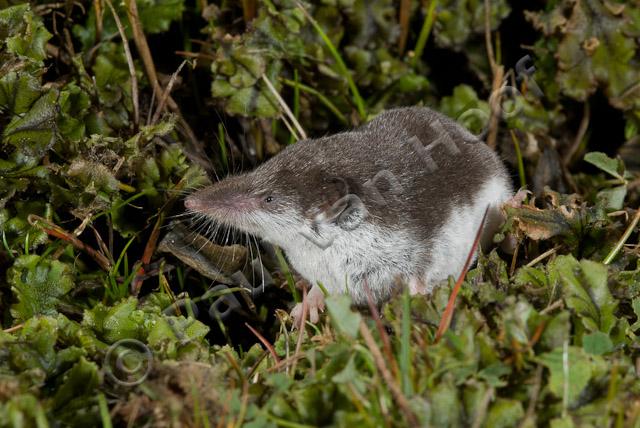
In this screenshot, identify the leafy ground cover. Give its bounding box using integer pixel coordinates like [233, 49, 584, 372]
[1, 0, 640, 426]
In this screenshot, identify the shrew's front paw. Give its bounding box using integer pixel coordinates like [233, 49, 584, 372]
[290, 285, 326, 328]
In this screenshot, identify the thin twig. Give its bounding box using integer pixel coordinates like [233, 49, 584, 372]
[93, 0, 103, 43]
[359, 321, 419, 426]
[398, 0, 411, 55]
[151, 60, 188, 125]
[471, 386, 494, 428]
[124, 0, 203, 163]
[223, 352, 250, 428]
[483, 0, 497, 73]
[235, 369, 250, 428]
[483, 0, 503, 149]
[540, 299, 564, 315]
[124, 0, 208, 165]
[486, 67, 504, 149]
[509, 240, 519, 277]
[131, 212, 164, 294]
[63, 28, 76, 57]
[617, 81, 640, 103]
[268, 353, 306, 372]
[561, 161, 580, 194]
[520, 365, 544, 427]
[278, 113, 299, 142]
[245, 323, 281, 364]
[175, 50, 216, 61]
[290, 286, 308, 376]
[608, 210, 629, 221]
[125, 394, 141, 428]
[3, 323, 24, 333]
[131, 177, 189, 293]
[105, 0, 139, 128]
[52, 213, 94, 261]
[261, 74, 307, 140]
[603, 208, 640, 265]
[527, 321, 546, 350]
[280, 78, 348, 125]
[241, 0, 256, 24]
[28, 215, 112, 271]
[295, 1, 366, 120]
[33, 2, 69, 13]
[91, 224, 114, 265]
[434, 207, 489, 342]
[563, 102, 590, 166]
[525, 246, 559, 267]
[364, 280, 400, 381]
[125, 0, 168, 110]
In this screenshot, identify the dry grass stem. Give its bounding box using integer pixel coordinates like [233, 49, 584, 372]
[261, 74, 307, 141]
[151, 60, 188, 125]
[359, 321, 419, 426]
[105, 0, 140, 127]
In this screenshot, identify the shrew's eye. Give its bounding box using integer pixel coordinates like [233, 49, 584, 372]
[264, 196, 274, 203]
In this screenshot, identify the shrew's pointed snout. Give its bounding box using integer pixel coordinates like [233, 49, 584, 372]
[184, 195, 202, 211]
[184, 185, 260, 216]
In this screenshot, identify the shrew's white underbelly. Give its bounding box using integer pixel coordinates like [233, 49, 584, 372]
[281, 175, 512, 304]
[284, 223, 426, 304]
[421, 175, 512, 290]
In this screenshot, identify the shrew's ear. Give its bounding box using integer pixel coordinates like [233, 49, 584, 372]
[306, 169, 367, 230]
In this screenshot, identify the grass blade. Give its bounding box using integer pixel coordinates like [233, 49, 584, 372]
[510, 130, 527, 190]
[275, 246, 300, 302]
[296, 2, 366, 120]
[434, 206, 489, 342]
[98, 393, 113, 428]
[603, 208, 640, 265]
[281, 78, 348, 125]
[412, 0, 438, 67]
[400, 287, 412, 395]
